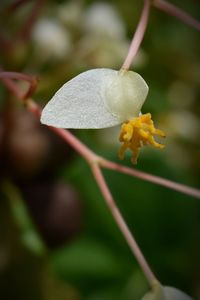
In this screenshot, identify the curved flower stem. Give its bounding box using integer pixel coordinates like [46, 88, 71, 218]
[1, 75, 157, 287]
[152, 0, 200, 31]
[23, 100, 97, 163]
[48, 125, 98, 163]
[1, 75, 200, 199]
[18, 0, 44, 41]
[100, 159, 200, 199]
[121, 0, 150, 70]
[1, 74, 200, 288]
[6, 0, 44, 41]
[121, 0, 200, 72]
[0, 71, 38, 100]
[91, 163, 157, 287]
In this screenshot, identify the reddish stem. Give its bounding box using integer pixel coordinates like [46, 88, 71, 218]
[100, 159, 200, 199]
[1, 75, 200, 288]
[18, 0, 44, 41]
[91, 164, 157, 287]
[1, 75, 200, 199]
[121, 0, 150, 70]
[0, 71, 38, 101]
[153, 0, 200, 31]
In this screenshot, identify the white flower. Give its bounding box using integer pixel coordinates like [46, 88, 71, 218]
[41, 68, 165, 164]
[40, 68, 148, 129]
[77, 35, 131, 68]
[57, 1, 82, 28]
[82, 3, 125, 39]
[32, 19, 72, 60]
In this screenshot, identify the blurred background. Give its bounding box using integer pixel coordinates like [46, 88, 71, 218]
[0, 0, 200, 299]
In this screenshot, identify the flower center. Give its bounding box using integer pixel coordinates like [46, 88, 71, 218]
[119, 113, 165, 164]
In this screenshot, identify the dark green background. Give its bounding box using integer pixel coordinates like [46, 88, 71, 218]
[0, 1, 200, 299]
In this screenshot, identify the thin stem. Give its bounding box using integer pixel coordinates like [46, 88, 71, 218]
[48, 126, 98, 163]
[2, 75, 158, 286]
[0, 75, 23, 99]
[26, 100, 98, 163]
[1, 76, 200, 199]
[153, 0, 200, 31]
[121, 0, 150, 70]
[100, 159, 200, 199]
[0, 71, 38, 100]
[18, 0, 44, 41]
[91, 163, 157, 287]
[0, 76, 98, 163]
[0, 71, 35, 83]
[2, 74, 200, 287]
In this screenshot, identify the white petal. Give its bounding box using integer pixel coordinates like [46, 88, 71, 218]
[163, 286, 192, 300]
[104, 70, 148, 120]
[142, 283, 192, 300]
[41, 68, 120, 129]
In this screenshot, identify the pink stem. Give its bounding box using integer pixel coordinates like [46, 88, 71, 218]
[1, 76, 200, 199]
[2, 75, 157, 286]
[91, 163, 157, 287]
[47, 126, 97, 163]
[0, 71, 38, 100]
[100, 159, 200, 199]
[0, 71, 35, 84]
[26, 101, 97, 163]
[0, 75, 97, 163]
[2, 75, 200, 287]
[0, 75, 23, 99]
[153, 0, 200, 31]
[18, 0, 44, 41]
[1, 75, 200, 199]
[121, 0, 150, 70]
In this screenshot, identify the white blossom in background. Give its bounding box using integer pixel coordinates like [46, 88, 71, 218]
[82, 2, 126, 39]
[77, 35, 130, 68]
[78, 2, 147, 69]
[32, 19, 72, 60]
[77, 35, 147, 69]
[41, 68, 165, 164]
[57, 1, 82, 28]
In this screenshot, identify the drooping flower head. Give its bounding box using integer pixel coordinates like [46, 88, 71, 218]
[41, 68, 165, 163]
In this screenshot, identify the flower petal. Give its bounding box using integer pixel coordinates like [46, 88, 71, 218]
[41, 68, 120, 129]
[142, 283, 193, 300]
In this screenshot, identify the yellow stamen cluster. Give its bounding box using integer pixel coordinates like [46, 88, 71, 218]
[119, 113, 165, 164]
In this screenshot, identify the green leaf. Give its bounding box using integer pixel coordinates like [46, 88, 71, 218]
[3, 181, 46, 255]
[51, 237, 125, 281]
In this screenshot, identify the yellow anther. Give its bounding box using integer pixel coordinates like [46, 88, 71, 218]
[119, 113, 165, 164]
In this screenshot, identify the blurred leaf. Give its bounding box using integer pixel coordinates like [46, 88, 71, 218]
[51, 237, 126, 281]
[2, 181, 46, 255]
[121, 270, 148, 300]
[41, 266, 81, 300]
